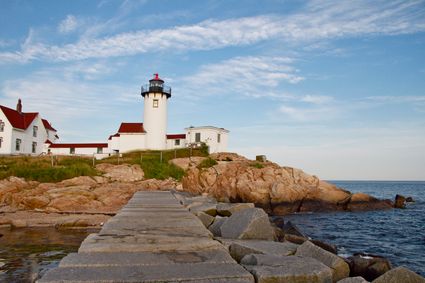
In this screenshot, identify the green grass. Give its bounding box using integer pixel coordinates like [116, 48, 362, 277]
[0, 145, 209, 182]
[0, 156, 97, 183]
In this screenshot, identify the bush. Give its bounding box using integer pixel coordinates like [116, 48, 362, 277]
[197, 157, 218, 169]
[140, 161, 185, 181]
[250, 162, 264, 169]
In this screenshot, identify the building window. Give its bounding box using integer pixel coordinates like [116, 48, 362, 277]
[33, 126, 38, 137]
[70, 148, 75, 154]
[97, 147, 103, 154]
[153, 99, 159, 108]
[32, 142, 37, 153]
[0, 121, 4, 132]
[16, 139, 21, 151]
[0, 137, 2, 148]
[174, 139, 180, 146]
[217, 134, 221, 143]
[195, 133, 201, 142]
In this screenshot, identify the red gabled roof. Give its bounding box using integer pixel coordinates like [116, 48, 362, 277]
[166, 134, 186, 139]
[49, 143, 108, 148]
[45, 139, 53, 144]
[118, 122, 145, 133]
[42, 119, 57, 132]
[0, 105, 38, 130]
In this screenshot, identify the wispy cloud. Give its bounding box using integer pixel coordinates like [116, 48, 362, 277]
[366, 95, 425, 103]
[175, 56, 303, 99]
[1, 1, 424, 63]
[58, 15, 79, 34]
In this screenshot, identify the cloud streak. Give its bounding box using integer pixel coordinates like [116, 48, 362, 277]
[1, 0, 424, 63]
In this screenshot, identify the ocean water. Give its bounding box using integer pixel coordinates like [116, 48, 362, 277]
[284, 181, 425, 276]
[0, 228, 94, 282]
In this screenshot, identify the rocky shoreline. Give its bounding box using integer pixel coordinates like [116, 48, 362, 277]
[0, 153, 396, 229]
[1, 153, 422, 281]
[177, 191, 424, 282]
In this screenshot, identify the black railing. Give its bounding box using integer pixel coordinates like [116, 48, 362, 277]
[141, 84, 172, 97]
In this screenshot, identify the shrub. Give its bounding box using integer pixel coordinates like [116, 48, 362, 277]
[197, 157, 218, 169]
[250, 162, 264, 169]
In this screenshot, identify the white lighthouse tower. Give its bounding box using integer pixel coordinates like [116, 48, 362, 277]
[141, 74, 171, 150]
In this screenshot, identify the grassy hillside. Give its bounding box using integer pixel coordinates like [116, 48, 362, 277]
[0, 145, 208, 183]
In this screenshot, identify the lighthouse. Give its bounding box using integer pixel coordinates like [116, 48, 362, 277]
[141, 74, 171, 150]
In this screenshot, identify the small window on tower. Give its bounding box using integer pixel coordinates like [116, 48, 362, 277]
[0, 120, 4, 132]
[153, 99, 159, 108]
[217, 134, 221, 143]
[33, 126, 38, 137]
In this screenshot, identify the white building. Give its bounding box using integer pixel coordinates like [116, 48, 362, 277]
[4, 74, 229, 157]
[0, 99, 59, 155]
[102, 74, 229, 154]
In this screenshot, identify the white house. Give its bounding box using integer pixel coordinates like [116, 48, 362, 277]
[0, 99, 58, 155]
[7, 74, 229, 157]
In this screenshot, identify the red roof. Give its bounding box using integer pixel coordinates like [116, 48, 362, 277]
[45, 139, 53, 144]
[0, 105, 38, 130]
[42, 119, 57, 132]
[49, 143, 108, 148]
[118, 123, 145, 133]
[166, 134, 186, 139]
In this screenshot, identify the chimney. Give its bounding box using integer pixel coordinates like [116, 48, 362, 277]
[16, 99, 22, 114]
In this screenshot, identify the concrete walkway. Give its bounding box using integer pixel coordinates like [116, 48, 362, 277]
[38, 191, 254, 282]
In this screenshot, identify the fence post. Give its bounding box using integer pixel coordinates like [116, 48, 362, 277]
[51, 155, 54, 167]
[140, 153, 143, 164]
[174, 149, 177, 159]
[160, 151, 163, 163]
[92, 154, 95, 167]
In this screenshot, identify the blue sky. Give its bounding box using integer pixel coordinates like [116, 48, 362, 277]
[1, 0, 424, 180]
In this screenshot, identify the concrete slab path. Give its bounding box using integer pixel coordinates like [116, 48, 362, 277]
[38, 191, 254, 283]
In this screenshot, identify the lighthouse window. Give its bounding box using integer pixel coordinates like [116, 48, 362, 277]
[0, 137, 2, 148]
[33, 126, 38, 137]
[217, 134, 221, 143]
[153, 99, 159, 108]
[0, 120, 4, 132]
[195, 133, 201, 142]
[174, 139, 180, 146]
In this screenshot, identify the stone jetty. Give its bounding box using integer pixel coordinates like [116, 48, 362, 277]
[38, 191, 254, 282]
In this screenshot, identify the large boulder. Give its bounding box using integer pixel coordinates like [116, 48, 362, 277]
[242, 254, 333, 283]
[229, 240, 298, 262]
[296, 241, 350, 282]
[220, 208, 275, 240]
[347, 253, 392, 281]
[196, 212, 215, 228]
[95, 163, 144, 182]
[394, 194, 406, 209]
[372, 266, 425, 283]
[180, 154, 390, 215]
[216, 202, 255, 216]
[208, 216, 228, 237]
